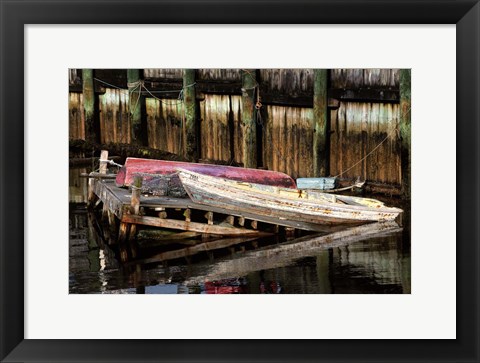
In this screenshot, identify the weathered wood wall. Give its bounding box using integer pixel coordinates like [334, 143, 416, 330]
[263, 105, 314, 179]
[145, 98, 184, 155]
[331, 69, 399, 88]
[99, 88, 131, 144]
[69, 93, 85, 140]
[200, 94, 243, 163]
[144, 69, 182, 80]
[330, 102, 400, 184]
[197, 69, 241, 82]
[69, 69, 403, 186]
[260, 69, 313, 95]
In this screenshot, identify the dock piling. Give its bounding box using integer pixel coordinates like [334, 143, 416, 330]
[313, 69, 328, 177]
[242, 69, 257, 168]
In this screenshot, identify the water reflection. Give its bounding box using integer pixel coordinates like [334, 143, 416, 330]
[69, 202, 410, 294]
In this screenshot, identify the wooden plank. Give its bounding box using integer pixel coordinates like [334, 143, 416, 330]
[121, 214, 265, 236]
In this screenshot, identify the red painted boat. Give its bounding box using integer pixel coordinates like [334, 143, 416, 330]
[115, 157, 297, 189]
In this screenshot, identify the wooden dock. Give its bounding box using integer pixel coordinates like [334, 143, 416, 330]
[87, 151, 396, 264]
[88, 166, 345, 262]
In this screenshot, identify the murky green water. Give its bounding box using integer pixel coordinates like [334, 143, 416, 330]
[69, 168, 410, 294]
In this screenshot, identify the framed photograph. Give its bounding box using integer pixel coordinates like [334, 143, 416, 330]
[1, 1, 478, 362]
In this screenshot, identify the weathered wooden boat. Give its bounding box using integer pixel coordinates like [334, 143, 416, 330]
[177, 169, 403, 226]
[115, 157, 297, 190]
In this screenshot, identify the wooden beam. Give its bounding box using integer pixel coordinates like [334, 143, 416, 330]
[183, 69, 198, 161]
[399, 69, 411, 199]
[122, 214, 264, 236]
[313, 69, 328, 177]
[127, 69, 145, 146]
[82, 69, 97, 144]
[242, 69, 257, 168]
[328, 88, 399, 103]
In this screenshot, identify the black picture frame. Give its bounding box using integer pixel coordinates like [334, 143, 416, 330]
[1, 1, 478, 362]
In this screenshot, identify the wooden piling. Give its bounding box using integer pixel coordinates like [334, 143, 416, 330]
[127, 69, 144, 146]
[183, 69, 198, 161]
[82, 69, 96, 144]
[184, 208, 192, 222]
[128, 175, 143, 258]
[130, 175, 143, 216]
[205, 211, 214, 225]
[99, 150, 108, 174]
[242, 69, 257, 168]
[313, 69, 328, 177]
[399, 69, 411, 199]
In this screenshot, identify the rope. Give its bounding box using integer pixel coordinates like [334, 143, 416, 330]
[322, 180, 365, 193]
[99, 159, 123, 168]
[94, 77, 124, 90]
[332, 105, 410, 179]
[332, 128, 396, 178]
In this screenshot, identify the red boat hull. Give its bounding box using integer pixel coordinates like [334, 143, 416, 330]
[116, 158, 296, 188]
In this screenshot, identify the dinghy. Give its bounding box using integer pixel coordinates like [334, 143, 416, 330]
[177, 169, 403, 226]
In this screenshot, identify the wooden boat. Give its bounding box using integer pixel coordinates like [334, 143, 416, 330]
[177, 169, 403, 226]
[115, 157, 296, 189]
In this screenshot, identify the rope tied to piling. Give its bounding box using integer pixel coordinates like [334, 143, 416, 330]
[99, 159, 123, 168]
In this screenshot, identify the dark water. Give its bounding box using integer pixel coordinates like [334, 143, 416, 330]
[69, 168, 410, 294]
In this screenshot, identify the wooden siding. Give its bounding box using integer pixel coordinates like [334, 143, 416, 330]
[144, 69, 183, 79]
[69, 92, 85, 140]
[198, 69, 242, 82]
[330, 102, 400, 184]
[259, 69, 314, 96]
[145, 97, 184, 155]
[262, 105, 314, 179]
[99, 88, 131, 144]
[200, 94, 242, 163]
[69, 69, 404, 189]
[331, 69, 399, 89]
[69, 69, 80, 86]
